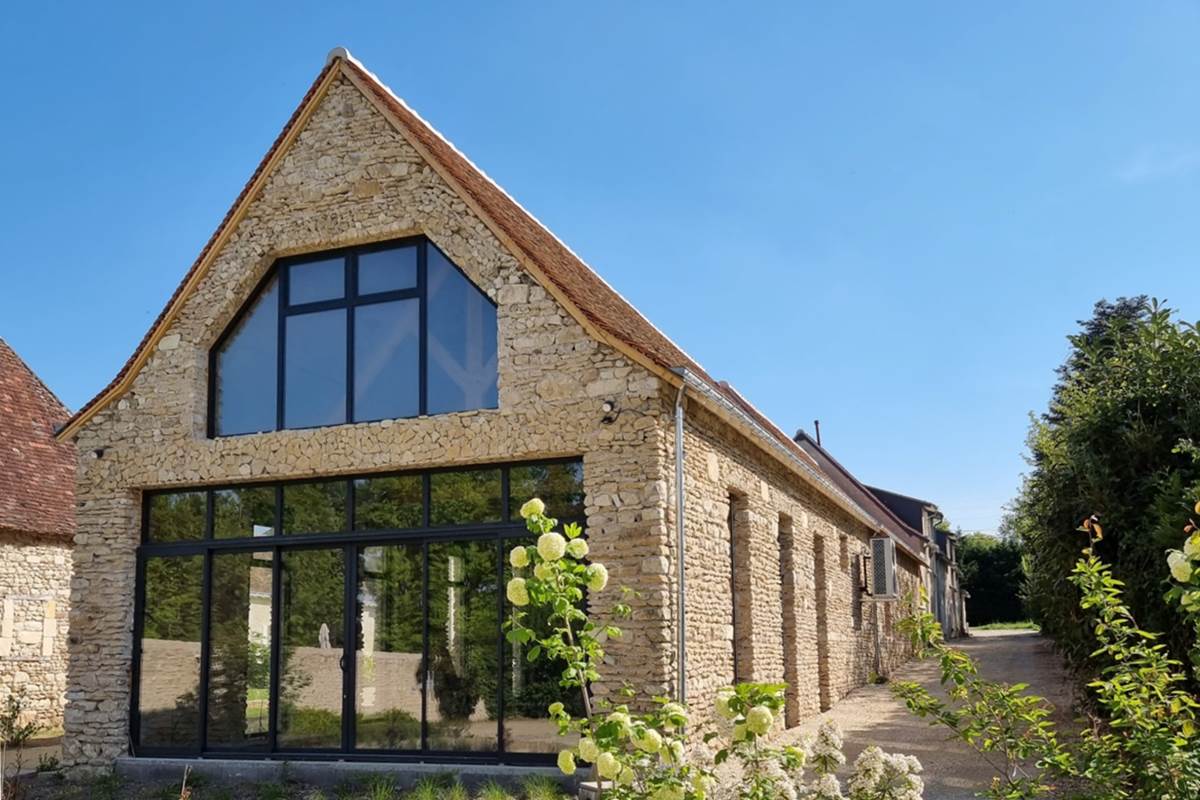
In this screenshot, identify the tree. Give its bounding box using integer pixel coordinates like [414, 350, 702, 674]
[957, 532, 1025, 626]
[1009, 297, 1200, 672]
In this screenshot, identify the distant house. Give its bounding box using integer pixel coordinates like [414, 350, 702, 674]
[0, 338, 74, 730]
[867, 486, 966, 639]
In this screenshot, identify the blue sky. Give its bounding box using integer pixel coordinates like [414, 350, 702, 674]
[4, 2, 1200, 533]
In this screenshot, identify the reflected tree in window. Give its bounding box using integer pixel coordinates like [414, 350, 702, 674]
[138, 555, 203, 750]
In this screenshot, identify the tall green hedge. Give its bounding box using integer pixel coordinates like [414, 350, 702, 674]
[1010, 297, 1200, 672]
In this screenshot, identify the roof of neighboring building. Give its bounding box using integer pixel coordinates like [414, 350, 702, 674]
[865, 485, 939, 534]
[0, 339, 75, 538]
[793, 431, 927, 560]
[53, 49, 891, 537]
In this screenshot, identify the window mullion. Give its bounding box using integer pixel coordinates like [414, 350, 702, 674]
[346, 253, 356, 424]
[418, 240, 428, 416]
[276, 265, 288, 431]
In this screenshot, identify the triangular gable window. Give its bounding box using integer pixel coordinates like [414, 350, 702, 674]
[211, 237, 498, 436]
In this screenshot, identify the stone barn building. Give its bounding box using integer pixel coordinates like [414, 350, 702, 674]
[56, 50, 928, 771]
[0, 338, 74, 731]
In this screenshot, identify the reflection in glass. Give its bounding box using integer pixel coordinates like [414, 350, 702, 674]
[138, 555, 203, 750]
[284, 310, 346, 428]
[353, 300, 419, 423]
[147, 492, 206, 542]
[278, 548, 345, 749]
[283, 481, 347, 535]
[214, 487, 276, 539]
[289, 257, 345, 305]
[358, 246, 417, 295]
[426, 245, 498, 415]
[354, 476, 422, 531]
[503, 559, 583, 753]
[207, 551, 272, 750]
[427, 540, 498, 752]
[216, 277, 279, 436]
[509, 462, 585, 521]
[355, 544, 424, 750]
[430, 469, 502, 526]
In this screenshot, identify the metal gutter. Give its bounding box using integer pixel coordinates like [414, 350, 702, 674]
[672, 381, 688, 703]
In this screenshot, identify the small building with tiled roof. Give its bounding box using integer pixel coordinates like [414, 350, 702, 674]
[55, 49, 925, 770]
[867, 485, 967, 638]
[0, 338, 74, 730]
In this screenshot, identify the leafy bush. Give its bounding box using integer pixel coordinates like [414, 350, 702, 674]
[1009, 297, 1200, 675]
[896, 506, 1200, 800]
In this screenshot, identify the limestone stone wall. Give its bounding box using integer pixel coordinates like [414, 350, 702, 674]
[672, 404, 920, 726]
[65, 74, 674, 769]
[0, 529, 71, 731]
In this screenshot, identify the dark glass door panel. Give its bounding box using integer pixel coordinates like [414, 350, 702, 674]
[426, 540, 499, 752]
[207, 551, 273, 751]
[354, 544, 424, 750]
[277, 548, 346, 749]
[138, 555, 203, 751]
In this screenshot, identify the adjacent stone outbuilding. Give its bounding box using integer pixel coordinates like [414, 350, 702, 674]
[55, 49, 926, 771]
[0, 338, 74, 731]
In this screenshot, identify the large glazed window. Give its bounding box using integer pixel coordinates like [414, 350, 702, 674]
[134, 459, 583, 764]
[210, 237, 498, 436]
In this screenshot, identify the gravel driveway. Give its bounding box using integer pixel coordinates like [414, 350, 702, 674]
[778, 630, 1075, 800]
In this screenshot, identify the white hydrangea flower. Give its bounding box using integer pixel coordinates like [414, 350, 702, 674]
[607, 710, 633, 735]
[653, 783, 684, 800]
[618, 766, 635, 786]
[1169, 550, 1193, 582]
[509, 546, 530, 569]
[519, 498, 546, 519]
[811, 773, 844, 800]
[1186, 532, 1200, 559]
[587, 563, 610, 591]
[715, 688, 737, 719]
[746, 705, 774, 735]
[505, 577, 529, 606]
[634, 727, 663, 753]
[577, 736, 599, 763]
[557, 750, 576, 775]
[537, 531, 567, 561]
[566, 538, 589, 559]
[596, 751, 620, 779]
[533, 562, 554, 581]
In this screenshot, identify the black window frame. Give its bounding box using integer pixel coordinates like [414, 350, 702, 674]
[208, 236, 499, 438]
[131, 458, 584, 766]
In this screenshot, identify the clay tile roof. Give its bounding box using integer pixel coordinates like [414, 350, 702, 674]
[793, 430, 928, 559]
[0, 339, 75, 538]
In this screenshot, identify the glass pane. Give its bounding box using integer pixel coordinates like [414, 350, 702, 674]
[354, 475, 423, 531]
[358, 246, 417, 295]
[508, 462, 585, 521]
[147, 492, 206, 542]
[427, 540, 498, 752]
[138, 555, 203, 750]
[214, 486, 276, 540]
[356, 544, 424, 750]
[353, 300, 419, 423]
[504, 560, 582, 753]
[430, 469, 502, 526]
[284, 310, 346, 428]
[216, 277, 278, 435]
[289, 257, 345, 305]
[207, 551, 272, 751]
[426, 245, 498, 415]
[278, 548, 346, 750]
[283, 481, 347, 535]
